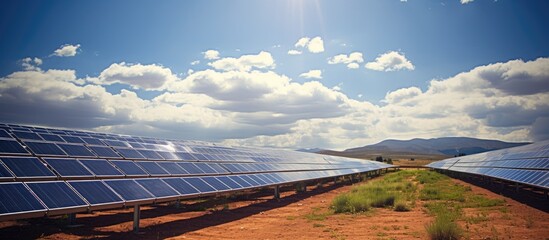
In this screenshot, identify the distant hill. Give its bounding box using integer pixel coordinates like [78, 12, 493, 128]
[296, 148, 326, 153]
[317, 137, 530, 161]
[345, 137, 529, 156]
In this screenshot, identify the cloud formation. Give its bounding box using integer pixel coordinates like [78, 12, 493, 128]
[365, 51, 414, 71]
[21, 57, 42, 71]
[1, 48, 547, 150]
[89, 62, 178, 90]
[328, 52, 364, 69]
[290, 36, 325, 54]
[203, 50, 220, 60]
[53, 44, 81, 57]
[208, 51, 275, 72]
[461, 0, 474, 4]
[299, 70, 323, 79]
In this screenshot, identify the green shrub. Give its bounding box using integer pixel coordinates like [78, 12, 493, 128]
[394, 202, 411, 212]
[426, 214, 462, 240]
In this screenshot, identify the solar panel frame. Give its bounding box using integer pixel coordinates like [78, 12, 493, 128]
[25, 181, 88, 215]
[162, 178, 201, 196]
[0, 156, 57, 180]
[103, 179, 155, 206]
[67, 180, 124, 210]
[23, 141, 67, 157]
[0, 182, 47, 221]
[109, 160, 149, 177]
[78, 159, 125, 178]
[135, 178, 180, 202]
[0, 139, 30, 155]
[56, 143, 97, 158]
[43, 158, 94, 179]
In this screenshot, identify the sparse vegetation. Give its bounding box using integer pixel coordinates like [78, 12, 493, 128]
[331, 171, 418, 213]
[426, 214, 462, 240]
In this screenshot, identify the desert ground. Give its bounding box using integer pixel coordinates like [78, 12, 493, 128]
[0, 170, 547, 240]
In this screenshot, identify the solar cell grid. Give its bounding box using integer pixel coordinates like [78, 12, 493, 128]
[0, 139, 29, 155]
[0, 182, 46, 217]
[26, 181, 87, 210]
[1, 157, 57, 179]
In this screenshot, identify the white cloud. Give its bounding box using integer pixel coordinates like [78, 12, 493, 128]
[53, 44, 81, 57]
[295, 37, 310, 48]
[89, 62, 178, 90]
[287, 50, 302, 55]
[307, 37, 325, 53]
[208, 51, 275, 72]
[190, 60, 200, 65]
[365, 51, 415, 71]
[203, 50, 220, 60]
[290, 36, 324, 54]
[347, 63, 360, 69]
[299, 70, 322, 79]
[461, 0, 474, 4]
[328, 52, 363, 69]
[1, 52, 547, 150]
[21, 57, 42, 71]
[382, 87, 422, 104]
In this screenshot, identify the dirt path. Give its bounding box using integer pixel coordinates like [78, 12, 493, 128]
[0, 174, 547, 240]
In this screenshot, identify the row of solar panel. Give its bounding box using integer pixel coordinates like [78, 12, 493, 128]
[1, 124, 346, 165]
[0, 126, 273, 159]
[450, 158, 549, 170]
[427, 141, 549, 190]
[0, 156, 367, 182]
[0, 138, 263, 162]
[444, 166, 548, 189]
[2, 124, 361, 166]
[0, 169, 367, 220]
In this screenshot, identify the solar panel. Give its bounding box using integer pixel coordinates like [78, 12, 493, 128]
[0, 130, 12, 139]
[23, 141, 67, 156]
[428, 140, 549, 189]
[0, 122, 395, 222]
[110, 160, 148, 176]
[60, 135, 87, 144]
[0, 139, 30, 155]
[135, 161, 170, 176]
[0, 161, 14, 180]
[215, 176, 243, 189]
[182, 177, 216, 193]
[43, 158, 93, 178]
[88, 146, 121, 158]
[178, 162, 205, 174]
[0, 157, 57, 179]
[11, 131, 43, 140]
[156, 162, 189, 175]
[104, 179, 155, 204]
[79, 159, 124, 177]
[56, 143, 96, 157]
[115, 148, 146, 159]
[26, 181, 88, 211]
[201, 176, 231, 191]
[38, 133, 65, 142]
[0, 183, 46, 219]
[68, 180, 123, 206]
[135, 179, 179, 199]
[80, 137, 105, 146]
[162, 178, 200, 196]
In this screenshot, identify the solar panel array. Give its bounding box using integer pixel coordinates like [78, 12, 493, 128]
[0, 123, 392, 221]
[427, 140, 549, 190]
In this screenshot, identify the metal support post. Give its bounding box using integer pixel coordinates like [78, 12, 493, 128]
[133, 205, 141, 234]
[274, 185, 280, 199]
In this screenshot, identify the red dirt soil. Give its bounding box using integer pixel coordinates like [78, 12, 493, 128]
[0, 177, 547, 240]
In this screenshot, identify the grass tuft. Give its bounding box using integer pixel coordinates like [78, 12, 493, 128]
[426, 214, 462, 240]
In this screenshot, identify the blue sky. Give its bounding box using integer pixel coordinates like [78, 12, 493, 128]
[1, 0, 548, 150]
